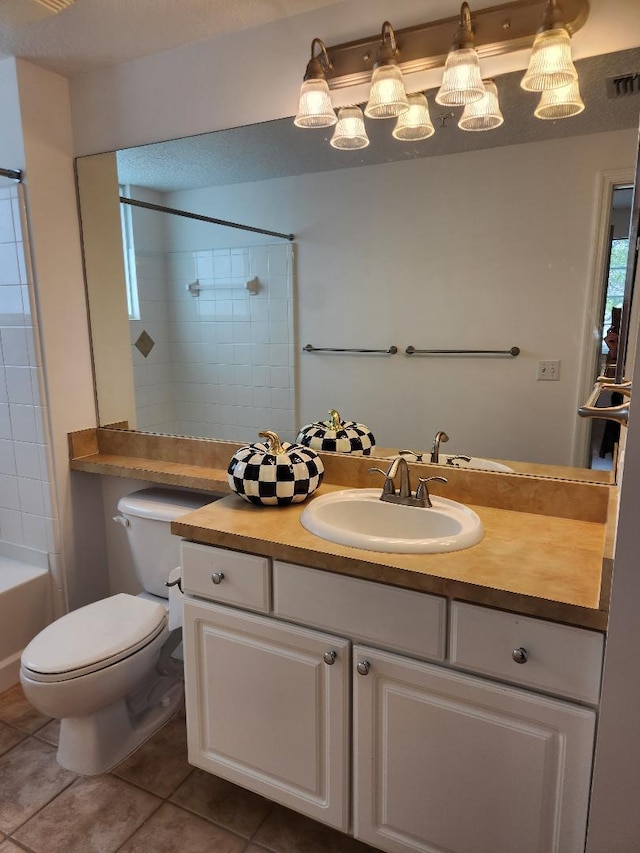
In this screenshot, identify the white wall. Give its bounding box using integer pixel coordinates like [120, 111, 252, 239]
[13, 60, 108, 612]
[161, 129, 636, 464]
[68, 0, 640, 158]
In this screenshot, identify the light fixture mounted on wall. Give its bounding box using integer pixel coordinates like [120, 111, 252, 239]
[294, 0, 588, 146]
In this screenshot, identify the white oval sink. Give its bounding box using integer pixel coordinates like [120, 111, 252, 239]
[385, 452, 515, 473]
[300, 489, 484, 554]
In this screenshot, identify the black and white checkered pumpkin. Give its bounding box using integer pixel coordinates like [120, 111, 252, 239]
[228, 430, 324, 506]
[296, 409, 376, 456]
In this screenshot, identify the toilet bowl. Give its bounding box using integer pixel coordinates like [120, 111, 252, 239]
[20, 487, 217, 775]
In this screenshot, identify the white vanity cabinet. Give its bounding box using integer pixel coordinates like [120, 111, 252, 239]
[353, 646, 596, 853]
[181, 544, 601, 853]
[183, 596, 351, 830]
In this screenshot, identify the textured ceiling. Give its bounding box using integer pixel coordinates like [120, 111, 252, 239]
[0, 0, 342, 76]
[114, 48, 640, 192]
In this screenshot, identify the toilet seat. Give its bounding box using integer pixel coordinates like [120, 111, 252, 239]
[21, 593, 167, 683]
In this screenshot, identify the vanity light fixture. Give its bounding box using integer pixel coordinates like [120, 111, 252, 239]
[435, 3, 486, 107]
[294, 0, 589, 146]
[458, 79, 504, 131]
[330, 106, 370, 149]
[534, 78, 585, 118]
[294, 38, 337, 128]
[392, 93, 435, 140]
[521, 0, 578, 92]
[364, 22, 410, 119]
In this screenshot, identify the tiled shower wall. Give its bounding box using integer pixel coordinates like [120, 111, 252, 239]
[132, 242, 296, 444]
[0, 184, 58, 570]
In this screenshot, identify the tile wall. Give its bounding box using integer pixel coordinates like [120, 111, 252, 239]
[132, 242, 296, 444]
[0, 184, 57, 572]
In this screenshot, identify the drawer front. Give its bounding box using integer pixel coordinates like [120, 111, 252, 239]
[450, 601, 604, 703]
[273, 561, 446, 661]
[181, 541, 270, 612]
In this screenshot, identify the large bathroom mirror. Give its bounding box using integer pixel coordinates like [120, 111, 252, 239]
[76, 49, 640, 481]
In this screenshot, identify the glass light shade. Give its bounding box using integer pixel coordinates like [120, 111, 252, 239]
[392, 93, 435, 141]
[330, 106, 370, 150]
[458, 80, 504, 132]
[435, 48, 485, 106]
[364, 65, 409, 119]
[534, 79, 585, 119]
[294, 79, 337, 128]
[521, 28, 577, 92]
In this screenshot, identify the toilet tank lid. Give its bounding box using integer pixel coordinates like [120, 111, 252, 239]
[117, 487, 217, 522]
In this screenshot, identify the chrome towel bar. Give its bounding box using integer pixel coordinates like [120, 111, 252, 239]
[303, 344, 398, 354]
[405, 345, 520, 357]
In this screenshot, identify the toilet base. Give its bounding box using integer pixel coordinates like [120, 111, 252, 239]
[57, 671, 184, 775]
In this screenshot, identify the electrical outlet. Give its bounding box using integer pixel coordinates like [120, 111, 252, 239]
[537, 360, 560, 381]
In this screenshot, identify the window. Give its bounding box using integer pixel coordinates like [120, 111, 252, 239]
[119, 186, 140, 320]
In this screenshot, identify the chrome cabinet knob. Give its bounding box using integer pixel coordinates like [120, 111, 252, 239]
[210, 571, 225, 585]
[512, 647, 528, 664]
[324, 651, 337, 665]
[356, 660, 371, 676]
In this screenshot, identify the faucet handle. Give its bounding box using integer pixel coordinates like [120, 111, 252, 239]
[368, 467, 395, 495]
[415, 476, 448, 506]
[445, 455, 472, 466]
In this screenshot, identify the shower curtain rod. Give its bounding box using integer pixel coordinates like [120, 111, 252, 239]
[120, 196, 294, 242]
[0, 168, 23, 182]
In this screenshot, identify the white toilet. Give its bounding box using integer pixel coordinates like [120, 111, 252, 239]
[20, 487, 215, 776]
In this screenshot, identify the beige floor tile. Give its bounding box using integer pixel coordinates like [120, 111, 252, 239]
[13, 775, 161, 853]
[33, 720, 60, 747]
[0, 738, 76, 834]
[0, 840, 29, 851]
[0, 722, 26, 757]
[0, 685, 50, 734]
[118, 802, 247, 853]
[253, 806, 377, 853]
[112, 715, 192, 798]
[170, 769, 273, 838]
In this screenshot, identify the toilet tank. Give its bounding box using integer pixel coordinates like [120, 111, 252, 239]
[116, 487, 219, 598]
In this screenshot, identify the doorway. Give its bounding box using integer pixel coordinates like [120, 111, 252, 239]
[589, 185, 633, 471]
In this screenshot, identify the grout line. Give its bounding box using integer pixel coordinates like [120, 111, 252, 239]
[111, 797, 165, 853]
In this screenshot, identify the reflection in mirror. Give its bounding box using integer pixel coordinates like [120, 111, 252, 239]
[76, 49, 640, 482]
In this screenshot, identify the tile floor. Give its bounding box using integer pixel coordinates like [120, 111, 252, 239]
[0, 684, 377, 853]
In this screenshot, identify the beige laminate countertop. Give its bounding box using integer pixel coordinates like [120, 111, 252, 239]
[69, 428, 614, 631]
[172, 483, 611, 631]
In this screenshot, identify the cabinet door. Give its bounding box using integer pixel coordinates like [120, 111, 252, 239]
[183, 598, 350, 831]
[353, 646, 596, 853]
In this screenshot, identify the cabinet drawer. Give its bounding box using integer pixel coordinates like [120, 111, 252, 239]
[450, 601, 604, 703]
[273, 561, 446, 661]
[181, 541, 270, 612]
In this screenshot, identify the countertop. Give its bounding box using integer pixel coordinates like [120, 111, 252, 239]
[172, 483, 611, 631]
[69, 427, 614, 631]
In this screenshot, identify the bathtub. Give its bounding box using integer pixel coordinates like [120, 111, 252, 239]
[0, 556, 52, 692]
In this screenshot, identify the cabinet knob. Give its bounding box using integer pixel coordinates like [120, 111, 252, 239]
[323, 651, 337, 665]
[210, 571, 225, 585]
[356, 660, 371, 676]
[512, 647, 528, 664]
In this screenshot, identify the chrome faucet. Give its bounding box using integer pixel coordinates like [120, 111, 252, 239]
[370, 458, 447, 508]
[430, 430, 449, 463]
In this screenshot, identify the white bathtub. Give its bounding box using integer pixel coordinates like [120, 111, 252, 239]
[0, 556, 51, 692]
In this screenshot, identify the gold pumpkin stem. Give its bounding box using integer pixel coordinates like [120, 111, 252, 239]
[259, 430, 286, 454]
[327, 409, 342, 430]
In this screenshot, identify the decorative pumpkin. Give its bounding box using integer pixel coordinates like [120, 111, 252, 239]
[296, 409, 376, 456]
[227, 430, 324, 506]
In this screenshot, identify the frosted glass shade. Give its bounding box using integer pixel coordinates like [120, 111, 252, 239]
[534, 79, 585, 119]
[521, 28, 577, 92]
[435, 48, 485, 106]
[294, 79, 337, 128]
[364, 65, 409, 119]
[458, 80, 504, 131]
[330, 106, 370, 150]
[392, 93, 435, 141]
